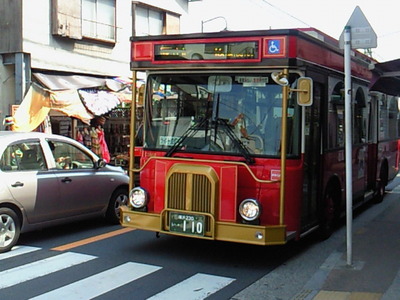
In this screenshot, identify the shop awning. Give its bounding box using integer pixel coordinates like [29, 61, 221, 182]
[33, 72, 131, 116]
[78, 90, 121, 116]
[13, 84, 51, 132]
[369, 59, 400, 96]
[33, 72, 106, 91]
[12, 84, 94, 131]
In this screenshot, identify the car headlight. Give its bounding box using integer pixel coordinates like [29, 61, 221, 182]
[239, 199, 261, 221]
[129, 187, 148, 209]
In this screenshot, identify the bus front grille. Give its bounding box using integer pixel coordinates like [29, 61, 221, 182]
[167, 173, 212, 213]
[165, 164, 219, 234]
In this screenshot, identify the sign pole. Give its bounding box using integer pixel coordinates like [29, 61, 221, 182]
[344, 25, 353, 266]
[340, 5, 377, 267]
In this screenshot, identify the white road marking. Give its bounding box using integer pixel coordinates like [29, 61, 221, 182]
[147, 273, 235, 300]
[29, 262, 162, 300]
[0, 252, 96, 289]
[1, 247, 236, 299]
[0, 246, 40, 260]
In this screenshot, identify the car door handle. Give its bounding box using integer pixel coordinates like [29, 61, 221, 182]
[11, 181, 24, 187]
[61, 177, 72, 183]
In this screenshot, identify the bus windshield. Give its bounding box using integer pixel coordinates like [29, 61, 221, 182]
[144, 73, 300, 158]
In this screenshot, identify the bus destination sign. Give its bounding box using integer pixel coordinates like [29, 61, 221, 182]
[154, 40, 259, 61]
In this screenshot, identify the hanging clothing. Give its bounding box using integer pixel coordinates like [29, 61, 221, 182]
[90, 127, 101, 156]
[82, 127, 92, 148]
[97, 127, 110, 163]
[76, 129, 84, 144]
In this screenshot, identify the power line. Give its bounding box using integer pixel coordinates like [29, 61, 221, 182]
[257, 0, 312, 28]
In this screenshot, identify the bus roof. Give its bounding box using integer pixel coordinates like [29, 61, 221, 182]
[130, 27, 375, 80]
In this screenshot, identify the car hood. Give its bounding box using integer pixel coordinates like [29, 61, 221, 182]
[104, 164, 128, 175]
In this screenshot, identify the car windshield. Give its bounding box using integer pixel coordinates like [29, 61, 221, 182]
[144, 73, 300, 158]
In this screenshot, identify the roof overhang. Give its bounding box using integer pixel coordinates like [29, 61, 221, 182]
[369, 59, 400, 96]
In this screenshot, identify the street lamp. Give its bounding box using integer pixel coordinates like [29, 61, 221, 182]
[201, 16, 227, 32]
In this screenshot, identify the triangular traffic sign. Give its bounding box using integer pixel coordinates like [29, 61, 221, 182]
[339, 6, 377, 49]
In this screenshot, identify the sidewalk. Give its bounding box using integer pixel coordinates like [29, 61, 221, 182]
[232, 175, 400, 300]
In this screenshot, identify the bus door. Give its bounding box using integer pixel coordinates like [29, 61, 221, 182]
[366, 93, 379, 191]
[301, 80, 323, 229]
[352, 85, 369, 198]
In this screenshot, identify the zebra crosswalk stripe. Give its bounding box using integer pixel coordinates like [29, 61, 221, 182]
[0, 246, 40, 260]
[0, 252, 96, 289]
[1, 246, 236, 299]
[147, 273, 235, 300]
[29, 262, 162, 300]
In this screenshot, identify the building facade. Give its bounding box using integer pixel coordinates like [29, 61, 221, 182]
[0, 0, 189, 164]
[0, 0, 189, 126]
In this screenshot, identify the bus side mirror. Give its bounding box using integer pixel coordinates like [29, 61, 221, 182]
[138, 84, 145, 106]
[297, 77, 313, 106]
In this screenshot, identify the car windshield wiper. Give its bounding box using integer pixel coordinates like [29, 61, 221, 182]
[214, 118, 255, 164]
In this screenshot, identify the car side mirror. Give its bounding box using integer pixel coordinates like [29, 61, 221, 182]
[96, 158, 107, 169]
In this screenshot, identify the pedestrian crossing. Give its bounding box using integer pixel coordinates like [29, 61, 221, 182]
[0, 246, 235, 300]
[0, 252, 96, 289]
[30, 262, 161, 300]
[0, 245, 40, 258]
[148, 273, 235, 300]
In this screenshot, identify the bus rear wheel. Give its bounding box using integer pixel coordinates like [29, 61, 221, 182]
[374, 167, 387, 204]
[319, 185, 340, 240]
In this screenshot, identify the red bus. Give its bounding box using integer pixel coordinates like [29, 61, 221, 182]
[120, 28, 400, 245]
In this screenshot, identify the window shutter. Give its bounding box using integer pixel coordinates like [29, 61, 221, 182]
[51, 0, 82, 39]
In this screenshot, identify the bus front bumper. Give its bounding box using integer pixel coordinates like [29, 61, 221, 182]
[120, 206, 287, 246]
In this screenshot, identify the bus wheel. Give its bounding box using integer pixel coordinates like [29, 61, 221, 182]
[374, 169, 387, 204]
[319, 185, 340, 240]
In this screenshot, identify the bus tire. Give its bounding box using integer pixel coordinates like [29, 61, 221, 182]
[319, 184, 340, 240]
[0, 207, 21, 253]
[374, 166, 387, 204]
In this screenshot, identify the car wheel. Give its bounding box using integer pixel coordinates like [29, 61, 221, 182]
[105, 188, 128, 224]
[0, 208, 21, 253]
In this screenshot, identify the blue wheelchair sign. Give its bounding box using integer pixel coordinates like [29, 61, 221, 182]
[268, 39, 281, 54]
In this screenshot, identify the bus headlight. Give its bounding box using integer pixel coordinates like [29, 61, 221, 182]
[129, 187, 148, 209]
[239, 199, 261, 221]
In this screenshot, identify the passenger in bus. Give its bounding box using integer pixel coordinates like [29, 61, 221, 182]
[235, 85, 282, 155]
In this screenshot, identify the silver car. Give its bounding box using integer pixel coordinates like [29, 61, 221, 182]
[0, 131, 129, 253]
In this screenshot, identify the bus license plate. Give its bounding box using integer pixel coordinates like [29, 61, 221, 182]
[169, 212, 205, 236]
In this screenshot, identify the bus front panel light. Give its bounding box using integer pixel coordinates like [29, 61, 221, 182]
[129, 187, 148, 209]
[239, 199, 261, 221]
[255, 232, 264, 240]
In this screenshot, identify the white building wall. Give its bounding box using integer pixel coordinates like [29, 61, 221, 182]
[0, 0, 191, 124]
[22, 0, 132, 77]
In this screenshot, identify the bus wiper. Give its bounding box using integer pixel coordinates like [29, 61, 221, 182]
[165, 117, 255, 164]
[215, 118, 255, 164]
[165, 117, 209, 157]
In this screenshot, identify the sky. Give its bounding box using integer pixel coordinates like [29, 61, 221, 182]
[184, 0, 400, 62]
